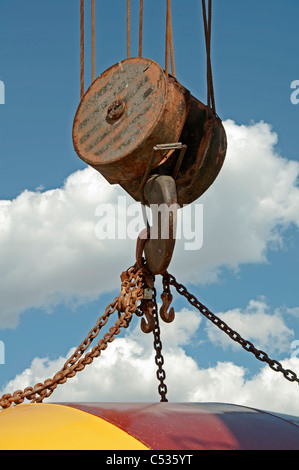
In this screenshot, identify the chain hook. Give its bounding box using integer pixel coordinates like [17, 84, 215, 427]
[140, 299, 155, 334]
[159, 273, 175, 323]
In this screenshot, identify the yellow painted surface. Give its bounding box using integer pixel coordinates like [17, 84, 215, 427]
[0, 403, 149, 450]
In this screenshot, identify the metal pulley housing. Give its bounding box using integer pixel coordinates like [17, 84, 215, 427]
[73, 56, 227, 208]
[72, 56, 227, 275]
[121, 95, 227, 207]
[73, 57, 191, 185]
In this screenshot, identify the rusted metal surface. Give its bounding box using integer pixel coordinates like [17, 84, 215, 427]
[160, 273, 175, 323]
[137, 174, 177, 276]
[121, 95, 227, 207]
[136, 228, 150, 272]
[73, 57, 190, 184]
[106, 99, 126, 121]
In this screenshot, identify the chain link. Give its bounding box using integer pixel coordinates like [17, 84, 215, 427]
[152, 287, 168, 402]
[167, 272, 299, 386]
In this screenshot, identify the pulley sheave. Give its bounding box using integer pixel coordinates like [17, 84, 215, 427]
[73, 57, 191, 185]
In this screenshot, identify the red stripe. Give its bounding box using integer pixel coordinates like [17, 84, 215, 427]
[60, 402, 299, 450]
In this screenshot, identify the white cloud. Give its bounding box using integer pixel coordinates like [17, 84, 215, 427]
[1, 307, 299, 417]
[0, 168, 133, 328]
[171, 119, 299, 283]
[206, 298, 295, 354]
[287, 307, 299, 318]
[0, 119, 299, 327]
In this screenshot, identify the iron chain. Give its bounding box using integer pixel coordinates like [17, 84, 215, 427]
[168, 273, 299, 386]
[152, 287, 168, 402]
[0, 264, 145, 410]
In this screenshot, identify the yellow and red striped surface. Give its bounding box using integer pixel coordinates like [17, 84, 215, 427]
[0, 402, 299, 450]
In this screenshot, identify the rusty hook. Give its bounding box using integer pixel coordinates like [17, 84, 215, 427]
[136, 228, 149, 270]
[136, 173, 178, 275]
[160, 291, 175, 324]
[140, 300, 155, 334]
[160, 273, 175, 323]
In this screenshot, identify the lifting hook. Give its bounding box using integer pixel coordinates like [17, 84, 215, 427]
[136, 172, 178, 276]
[140, 300, 156, 334]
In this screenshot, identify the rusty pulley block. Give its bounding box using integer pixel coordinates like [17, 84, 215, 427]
[73, 57, 190, 185]
[73, 57, 226, 206]
[72, 56, 227, 275]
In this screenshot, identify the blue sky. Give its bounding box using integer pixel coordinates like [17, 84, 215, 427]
[0, 1, 299, 415]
